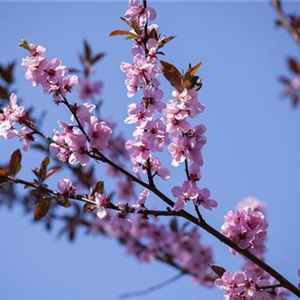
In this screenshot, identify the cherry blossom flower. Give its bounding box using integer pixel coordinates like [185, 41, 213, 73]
[172, 181, 199, 211]
[124, 0, 156, 27]
[221, 206, 268, 257]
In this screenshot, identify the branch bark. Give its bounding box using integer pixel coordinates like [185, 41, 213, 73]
[271, 0, 300, 51]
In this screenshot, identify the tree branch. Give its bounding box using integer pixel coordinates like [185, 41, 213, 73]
[271, 0, 300, 51]
[19, 119, 300, 298]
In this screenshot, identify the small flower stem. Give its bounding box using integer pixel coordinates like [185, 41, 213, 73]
[119, 272, 185, 299]
[61, 94, 91, 143]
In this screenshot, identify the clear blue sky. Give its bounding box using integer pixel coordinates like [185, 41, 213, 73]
[0, 1, 300, 300]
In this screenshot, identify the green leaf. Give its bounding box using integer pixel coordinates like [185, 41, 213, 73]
[34, 198, 51, 220]
[125, 33, 140, 40]
[57, 199, 71, 208]
[19, 38, 30, 51]
[83, 203, 94, 214]
[90, 181, 104, 198]
[209, 265, 226, 278]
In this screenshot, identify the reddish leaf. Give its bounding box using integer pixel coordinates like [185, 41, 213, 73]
[108, 30, 137, 37]
[91, 53, 105, 64]
[288, 58, 300, 74]
[45, 167, 61, 180]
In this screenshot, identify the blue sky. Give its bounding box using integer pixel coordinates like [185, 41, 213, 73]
[0, 1, 300, 300]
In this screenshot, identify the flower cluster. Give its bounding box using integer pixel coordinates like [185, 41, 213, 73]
[121, 4, 170, 189]
[164, 89, 216, 211]
[49, 105, 112, 166]
[91, 214, 214, 286]
[77, 78, 103, 102]
[0, 93, 33, 151]
[21, 42, 78, 102]
[221, 197, 268, 257]
[216, 269, 277, 300]
[124, 0, 157, 27]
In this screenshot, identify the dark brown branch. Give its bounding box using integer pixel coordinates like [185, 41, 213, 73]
[271, 0, 300, 50]
[1, 175, 177, 218]
[23, 115, 300, 298]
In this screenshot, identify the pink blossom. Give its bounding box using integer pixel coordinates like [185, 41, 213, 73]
[193, 188, 218, 210]
[18, 126, 34, 151]
[117, 179, 135, 201]
[172, 181, 199, 211]
[22, 43, 78, 100]
[216, 269, 276, 300]
[168, 136, 187, 167]
[77, 78, 102, 101]
[149, 157, 170, 180]
[133, 189, 149, 212]
[88, 116, 112, 152]
[134, 118, 169, 152]
[57, 179, 76, 196]
[120, 54, 160, 97]
[124, 0, 156, 27]
[95, 193, 110, 219]
[141, 86, 165, 113]
[0, 93, 27, 141]
[125, 138, 150, 164]
[221, 206, 268, 257]
[125, 103, 152, 127]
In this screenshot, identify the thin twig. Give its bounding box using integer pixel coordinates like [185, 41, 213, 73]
[61, 94, 91, 143]
[119, 272, 185, 299]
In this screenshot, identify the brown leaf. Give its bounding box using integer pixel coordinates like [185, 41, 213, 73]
[209, 265, 226, 278]
[8, 149, 22, 176]
[288, 58, 300, 74]
[157, 36, 176, 50]
[160, 60, 183, 92]
[40, 157, 50, 181]
[91, 53, 105, 64]
[148, 28, 159, 40]
[34, 198, 51, 220]
[84, 40, 91, 62]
